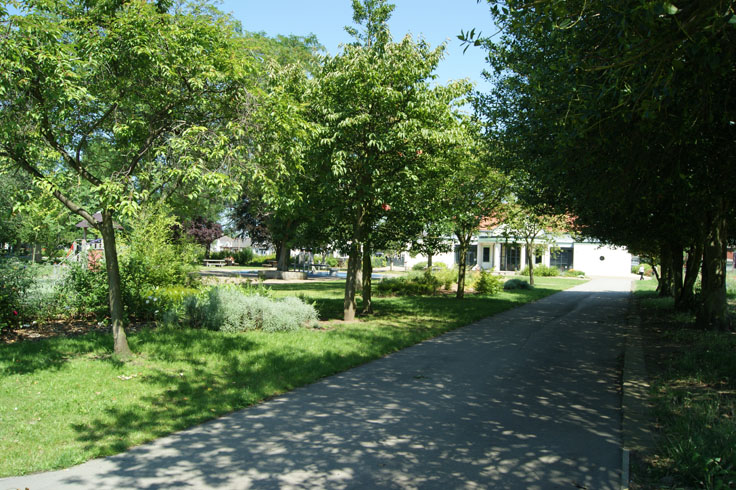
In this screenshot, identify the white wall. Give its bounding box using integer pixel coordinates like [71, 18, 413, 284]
[573, 243, 631, 276]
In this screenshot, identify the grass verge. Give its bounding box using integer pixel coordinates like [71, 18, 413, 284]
[0, 276, 582, 477]
[632, 278, 736, 489]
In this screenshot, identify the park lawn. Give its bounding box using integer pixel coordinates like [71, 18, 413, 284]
[631, 279, 736, 488]
[0, 276, 583, 477]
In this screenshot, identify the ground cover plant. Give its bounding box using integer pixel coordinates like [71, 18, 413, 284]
[0, 276, 583, 477]
[632, 279, 736, 489]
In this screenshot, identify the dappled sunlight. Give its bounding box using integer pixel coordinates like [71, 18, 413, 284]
[5, 278, 635, 489]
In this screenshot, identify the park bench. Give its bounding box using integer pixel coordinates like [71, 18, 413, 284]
[203, 259, 226, 267]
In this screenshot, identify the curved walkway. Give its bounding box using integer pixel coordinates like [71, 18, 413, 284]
[2, 278, 631, 490]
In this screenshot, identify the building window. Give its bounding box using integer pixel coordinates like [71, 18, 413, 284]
[454, 245, 477, 267]
[550, 247, 574, 271]
[500, 244, 521, 271]
[483, 246, 490, 262]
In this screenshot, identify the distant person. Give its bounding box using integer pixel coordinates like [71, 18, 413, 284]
[638, 265, 645, 280]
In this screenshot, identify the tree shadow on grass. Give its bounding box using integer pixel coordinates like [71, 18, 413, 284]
[0, 331, 119, 375]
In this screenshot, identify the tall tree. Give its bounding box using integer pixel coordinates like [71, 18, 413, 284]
[0, 0, 253, 355]
[466, 0, 735, 329]
[312, 0, 470, 320]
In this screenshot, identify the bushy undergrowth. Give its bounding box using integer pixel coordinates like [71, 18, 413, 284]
[0, 259, 37, 330]
[504, 278, 532, 290]
[563, 269, 586, 277]
[473, 269, 503, 295]
[376, 271, 441, 296]
[412, 261, 447, 271]
[208, 248, 254, 265]
[634, 286, 736, 489]
[249, 253, 277, 266]
[520, 265, 560, 277]
[171, 284, 318, 332]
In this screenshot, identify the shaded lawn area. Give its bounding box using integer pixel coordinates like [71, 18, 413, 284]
[0, 276, 583, 477]
[631, 279, 736, 488]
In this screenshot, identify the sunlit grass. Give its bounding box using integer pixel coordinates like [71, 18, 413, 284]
[0, 276, 582, 477]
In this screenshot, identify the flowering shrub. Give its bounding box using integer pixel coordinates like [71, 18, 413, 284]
[0, 259, 36, 330]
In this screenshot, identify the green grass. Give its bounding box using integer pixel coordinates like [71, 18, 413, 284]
[0, 276, 582, 477]
[632, 280, 736, 489]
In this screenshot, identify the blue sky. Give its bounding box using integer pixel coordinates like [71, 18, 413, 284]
[219, 0, 496, 93]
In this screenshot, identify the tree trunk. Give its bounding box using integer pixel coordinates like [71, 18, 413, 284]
[99, 211, 132, 359]
[427, 253, 433, 269]
[671, 243, 684, 306]
[697, 213, 730, 330]
[677, 241, 703, 312]
[361, 241, 373, 314]
[276, 240, 290, 271]
[344, 210, 364, 322]
[204, 242, 211, 259]
[658, 245, 673, 297]
[455, 232, 469, 299]
[526, 242, 535, 286]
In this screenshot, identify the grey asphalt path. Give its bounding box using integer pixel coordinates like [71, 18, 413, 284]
[2, 278, 631, 490]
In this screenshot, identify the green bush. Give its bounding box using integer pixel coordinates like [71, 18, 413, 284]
[375, 270, 441, 296]
[473, 269, 503, 295]
[0, 259, 37, 330]
[563, 269, 586, 277]
[173, 286, 318, 332]
[58, 263, 110, 319]
[434, 268, 456, 290]
[412, 261, 447, 271]
[503, 278, 532, 290]
[249, 253, 276, 266]
[325, 256, 338, 267]
[520, 264, 560, 277]
[233, 248, 253, 265]
[371, 256, 387, 268]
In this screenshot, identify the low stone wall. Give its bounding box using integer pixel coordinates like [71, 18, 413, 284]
[259, 270, 308, 280]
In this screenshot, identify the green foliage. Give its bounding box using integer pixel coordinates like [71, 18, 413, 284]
[503, 278, 532, 290]
[0, 259, 36, 330]
[375, 270, 441, 296]
[59, 264, 110, 319]
[473, 269, 503, 295]
[173, 285, 318, 332]
[248, 253, 277, 266]
[371, 255, 387, 268]
[434, 268, 457, 290]
[324, 256, 339, 267]
[208, 248, 254, 265]
[520, 265, 560, 277]
[563, 269, 586, 278]
[119, 205, 199, 316]
[412, 261, 447, 271]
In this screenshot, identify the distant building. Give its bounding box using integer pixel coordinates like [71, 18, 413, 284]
[401, 224, 633, 277]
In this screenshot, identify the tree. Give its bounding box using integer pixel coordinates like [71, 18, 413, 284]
[442, 127, 507, 299]
[312, 0, 471, 320]
[0, 1, 253, 355]
[184, 216, 223, 258]
[499, 202, 566, 286]
[466, 1, 735, 329]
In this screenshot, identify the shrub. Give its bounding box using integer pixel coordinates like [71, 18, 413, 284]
[325, 256, 338, 267]
[233, 248, 253, 265]
[173, 286, 318, 332]
[473, 269, 503, 295]
[520, 265, 560, 277]
[563, 269, 586, 277]
[411, 261, 447, 271]
[504, 278, 532, 290]
[375, 270, 441, 296]
[119, 205, 199, 317]
[0, 258, 36, 330]
[58, 263, 109, 318]
[434, 268, 456, 290]
[371, 255, 387, 268]
[249, 253, 277, 266]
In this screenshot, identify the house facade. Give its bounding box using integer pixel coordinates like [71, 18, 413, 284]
[402, 226, 633, 277]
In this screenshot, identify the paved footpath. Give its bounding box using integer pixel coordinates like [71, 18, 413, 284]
[2, 278, 631, 490]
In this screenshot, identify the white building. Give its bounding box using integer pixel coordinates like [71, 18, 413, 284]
[401, 226, 632, 277]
